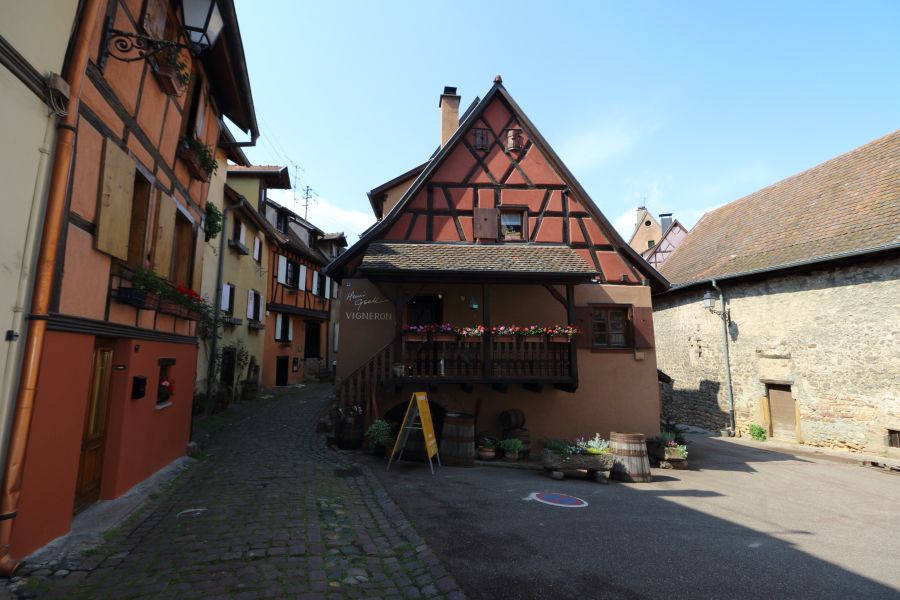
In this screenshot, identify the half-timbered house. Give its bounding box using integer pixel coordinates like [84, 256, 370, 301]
[0, 0, 257, 565]
[326, 79, 668, 446]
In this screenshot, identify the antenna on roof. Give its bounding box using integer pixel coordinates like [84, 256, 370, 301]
[301, 185, 317, 220]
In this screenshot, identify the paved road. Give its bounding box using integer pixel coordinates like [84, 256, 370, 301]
[367, 433, 900, 599]
[18, 384, 464, 599]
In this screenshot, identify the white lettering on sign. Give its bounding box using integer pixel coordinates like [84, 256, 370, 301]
[345, 311, 393, 321]
[345, 290, 389, 310]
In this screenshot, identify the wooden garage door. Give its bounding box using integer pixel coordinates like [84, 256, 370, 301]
[768, 384, 796, 441]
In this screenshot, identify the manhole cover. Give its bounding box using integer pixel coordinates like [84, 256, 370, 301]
[524, 492, 588, 508]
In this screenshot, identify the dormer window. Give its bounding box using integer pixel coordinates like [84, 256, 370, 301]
[500, 210, 526, 241]
[505, 129, 522, 151]
[276, 211, 288, 233]
[473, 128, 490, 151]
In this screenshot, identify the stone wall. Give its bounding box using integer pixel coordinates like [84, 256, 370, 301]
[653, 256, 900, 455]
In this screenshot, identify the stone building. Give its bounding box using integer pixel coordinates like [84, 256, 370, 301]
[654, 130, 900, 457]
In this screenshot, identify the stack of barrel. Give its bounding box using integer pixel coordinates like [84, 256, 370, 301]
[441, 413, 475, 466]
[499, 409, 531, 459]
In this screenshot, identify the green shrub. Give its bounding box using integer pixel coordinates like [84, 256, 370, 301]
[749, 423, 767, 441]
[365, 419, 394, 448]
[499, 438, 525, 453]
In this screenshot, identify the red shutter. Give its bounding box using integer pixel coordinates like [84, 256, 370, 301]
[573, 306, 592, 349]
[632, 306, 655, 349]
[474, 207, 498, 241]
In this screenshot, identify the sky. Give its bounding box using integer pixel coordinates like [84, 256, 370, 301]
[233, 1, 900, 242]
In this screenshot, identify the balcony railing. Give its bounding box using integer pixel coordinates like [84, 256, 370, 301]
[399, 335, 574, 383]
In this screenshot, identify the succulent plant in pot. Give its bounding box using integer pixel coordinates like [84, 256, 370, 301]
[500, 437, 525, 461]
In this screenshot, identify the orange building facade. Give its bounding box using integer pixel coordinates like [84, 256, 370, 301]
[6, 0, 257, 560]
[327, 80, 669, 447]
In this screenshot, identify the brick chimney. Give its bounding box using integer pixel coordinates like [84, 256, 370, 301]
[439, 86, 460, 147]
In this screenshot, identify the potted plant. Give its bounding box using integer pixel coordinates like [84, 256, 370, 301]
[365, 419, 394, 456]
[547, 324, 579, 343]
[476, 433, 498, 460]
[663, 440, 689, 461]
[456, 325, 485, 342]
[177, 137, 218, 181]
[500, 438, 525, 461]
[204, 202, 223, 242]
[540, 436, 614, 474]
[432, 323, 455, 342]
[158, 377, 174, 402]
[116, 267, 163, 310]
[153, 47, 190, 96]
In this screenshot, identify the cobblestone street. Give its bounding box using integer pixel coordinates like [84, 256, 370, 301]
[16, 384, 463, 599]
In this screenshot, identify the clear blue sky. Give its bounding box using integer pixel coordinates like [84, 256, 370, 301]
[234, 0, 900, 241]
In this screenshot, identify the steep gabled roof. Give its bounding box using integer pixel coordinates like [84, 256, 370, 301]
[643, 218, 687, 261]
[326, 79, 669, 291]
[660, 129, 900, 287]
[227, 165, 292, 189]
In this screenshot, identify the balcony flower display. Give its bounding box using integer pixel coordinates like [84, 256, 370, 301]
[432, 323, 455, 342]
[490, 325, 520, 342]
[455, 325, 485, 338]
[402, 324, 431, 342]
[545, 324, 580, 342]
[115, 267, 164, 310]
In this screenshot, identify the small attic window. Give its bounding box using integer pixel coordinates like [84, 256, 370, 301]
[473, 128, 490, 151]
[644, 220, 651, 226]
[648, 240, 656, 249]
[500, 210, 525, 241]
[505, 129, 522, 151]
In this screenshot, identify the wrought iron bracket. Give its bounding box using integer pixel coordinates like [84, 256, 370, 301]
[98, 16, 194, 70]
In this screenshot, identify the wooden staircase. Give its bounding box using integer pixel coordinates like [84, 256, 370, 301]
[335, 342, 395, 428]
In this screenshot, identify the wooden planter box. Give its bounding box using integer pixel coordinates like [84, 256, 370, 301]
[432, 333, 455, 342]
[403, 333, 427, 342]
[159, 299, 189, 318]
[114, 288, 160, 310]
[523, 336, 544, 344]
[540, 449, 615, 472]
[549, 335, 573, 343]
[493, 335, 516, 343]
[177, 145, 211, 182]
[153, 63, 186, 96]
[459, 336, 483, 343]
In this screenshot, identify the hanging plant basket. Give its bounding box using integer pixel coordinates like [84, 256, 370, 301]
[115, 288, 160, 310]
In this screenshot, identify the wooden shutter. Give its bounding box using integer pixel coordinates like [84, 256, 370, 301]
[277, 256, 287, 284]
[325, 276, 331, 299]
[632, 306, 655, 349]
[288, 317, 293, 341]
[573, 306, 593, 349]
[473, 207, 498, 240]
[275, 314, 283, 340]
[312, 271, 320, 296]
[142, 0, 167, 39]
[220, 283, 231, 311]
[246, 290, 254, 319]
[299, 265, 307, 291]
[239, 222, 247, 246]
[152, 194, 176, 277]
[95, 140, 135, 260]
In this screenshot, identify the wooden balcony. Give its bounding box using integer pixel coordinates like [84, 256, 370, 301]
[398, 335, 576, 385]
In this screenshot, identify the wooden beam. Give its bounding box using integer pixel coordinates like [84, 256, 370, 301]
[542, 284, 567, 308]
[566, 283, 578, 385]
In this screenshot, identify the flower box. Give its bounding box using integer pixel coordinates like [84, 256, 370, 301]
[177, 144, 210, 182]
[549, 335, 573, 343]
[152, 63, 186, 97]
[540, 449, 615, 472]
[222, 316, 243, 326]
[459, 336, 483, 343]
[664, 447, 687, 461]
[432, 333, 455, 342]
[114, 288, 160, 310]
[493, 335, 516, 343]
[523, 336, 544, 344]
[159, 298, 189, 317]
[248, 321, 265, 331]
[403, 333, 427, 342]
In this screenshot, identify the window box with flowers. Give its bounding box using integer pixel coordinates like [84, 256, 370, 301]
[546, 325, 580, 343]
[177, 137, 217, 182]
[152, 47, 190, 97]
[115, 267, 163, 310]
[490, 325, 520, 343]
[455, 325, 484, 342]
[402, 324, 431, 343]
[160, 285, 207, 320]
[431, 323, 455, 342]
[520, 326, 547, 343]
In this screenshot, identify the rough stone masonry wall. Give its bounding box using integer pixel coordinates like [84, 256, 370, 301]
[653, 257, 900, 454]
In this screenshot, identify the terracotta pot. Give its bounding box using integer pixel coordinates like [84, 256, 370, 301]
[503, 451, 520, 462]
[477, 448, 496, 461]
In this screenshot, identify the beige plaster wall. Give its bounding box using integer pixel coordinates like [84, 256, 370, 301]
[0, 1, 77, 76]
[629, 208, 661, 255]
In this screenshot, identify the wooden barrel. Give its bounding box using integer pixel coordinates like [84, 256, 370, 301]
[338, 419, 364, 450]
[610, 432, 651, 483]
[441, 413, 475, 467]
[499, 409, 526, 430]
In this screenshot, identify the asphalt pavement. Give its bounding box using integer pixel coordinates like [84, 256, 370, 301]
[366, 433, 900, 599]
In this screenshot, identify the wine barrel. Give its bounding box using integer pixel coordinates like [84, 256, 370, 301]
[442, 413, 475, 467]
[499, 409, 526, 430]
[610, 432, 651, 483]
[338, 419, 364, 450]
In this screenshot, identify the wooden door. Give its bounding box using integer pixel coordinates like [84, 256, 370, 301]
[768, 384, 796, 441]
[74, 341, 115, 513]
[276, 356, 289, 386]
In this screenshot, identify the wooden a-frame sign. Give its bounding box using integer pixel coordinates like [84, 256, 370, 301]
[387, 392, 441, 474]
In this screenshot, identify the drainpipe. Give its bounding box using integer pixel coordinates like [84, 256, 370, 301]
[0, 0, 104, 575]
[711, 279, 736, 435]
[205, 198, 245, 405]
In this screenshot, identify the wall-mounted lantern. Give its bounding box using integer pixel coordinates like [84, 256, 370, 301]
[100, 0, 223, 67]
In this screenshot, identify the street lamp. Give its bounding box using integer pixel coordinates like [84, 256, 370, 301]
[100, 0, 222, 66]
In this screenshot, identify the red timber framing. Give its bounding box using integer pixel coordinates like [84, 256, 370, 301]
[328, 78, 668, 426]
